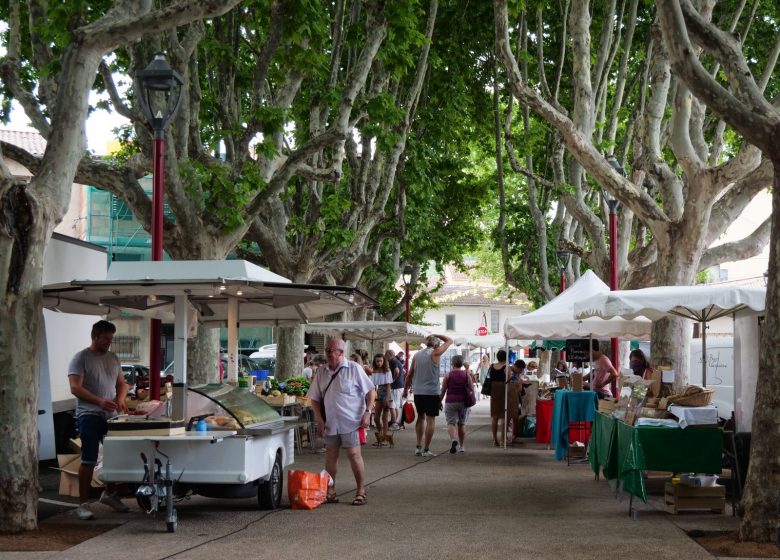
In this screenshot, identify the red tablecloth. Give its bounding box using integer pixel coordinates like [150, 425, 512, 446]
[536, 399, 554, 443]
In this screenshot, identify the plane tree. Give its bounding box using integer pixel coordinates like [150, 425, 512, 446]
[493, 0, 775, 378]
[654, 0, 780, 543]
[0, 0, 246, 533]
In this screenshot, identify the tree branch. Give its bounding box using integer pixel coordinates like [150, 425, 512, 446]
[699, 215, 771, 271]
[654, 0, 780, 153]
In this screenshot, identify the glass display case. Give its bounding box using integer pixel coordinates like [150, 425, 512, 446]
[188, 384, 281, 428]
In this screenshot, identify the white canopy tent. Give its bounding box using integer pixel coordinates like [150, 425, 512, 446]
[453, 333, 532, 349]
[573, 284, 766, 387]
[503, 270, 653, 340]
[573, 283, 766, 431]
[305, 321, 431, 344]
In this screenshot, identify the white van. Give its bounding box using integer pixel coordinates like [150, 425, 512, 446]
[688, 336, 734, 421]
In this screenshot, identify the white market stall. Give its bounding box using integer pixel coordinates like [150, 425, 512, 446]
[498, 271, 652, 449]
[573, 283, 766, 430]
[43, 260, 374, 531]
[504, 270, 653, 340]
[305, 320, 431, 345]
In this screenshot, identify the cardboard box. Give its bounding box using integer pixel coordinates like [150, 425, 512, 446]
[570, 373, 584, 391]
[598, 398, 617, 413]
[260, 394, 296, 406]
[55, 452, 104, 498]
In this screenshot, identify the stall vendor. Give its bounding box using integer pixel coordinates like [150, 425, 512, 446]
[68, 320, 130, 520]
[584, 341, 617, 399]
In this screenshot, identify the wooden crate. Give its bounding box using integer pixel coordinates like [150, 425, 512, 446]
[664, 482, 725, 514]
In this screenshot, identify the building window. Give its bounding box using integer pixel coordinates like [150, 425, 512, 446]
[112, 336, 140, 360]
[445, 314, 456, 331]
[490, 310, 500, 333]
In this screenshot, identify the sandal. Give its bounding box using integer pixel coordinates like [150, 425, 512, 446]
[351, 491, 367, 506]
[326, 492, 339, 504]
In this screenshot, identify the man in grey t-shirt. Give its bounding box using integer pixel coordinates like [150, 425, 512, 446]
[403, 333, 452, 457]
[68, 320, 129, 520]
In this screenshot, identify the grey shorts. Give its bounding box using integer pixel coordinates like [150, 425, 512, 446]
[444, 402, 469, 425]
[323, 429, 361, 448]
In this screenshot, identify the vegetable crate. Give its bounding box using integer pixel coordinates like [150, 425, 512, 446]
[664, 482, 725, 514]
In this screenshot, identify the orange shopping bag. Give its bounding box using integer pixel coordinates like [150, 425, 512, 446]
[287, 469, 330, 510]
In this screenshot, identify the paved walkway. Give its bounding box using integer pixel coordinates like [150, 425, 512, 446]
[10, 399, 739, 559]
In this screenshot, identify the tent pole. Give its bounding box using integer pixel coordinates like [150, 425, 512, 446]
[504, 342, 509, 449]
[732, 312, 737, 431]
[701, 315, 707, 388]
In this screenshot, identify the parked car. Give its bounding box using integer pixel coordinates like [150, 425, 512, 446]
[251, 344, 277, 359]
[121, 364, 149, 393]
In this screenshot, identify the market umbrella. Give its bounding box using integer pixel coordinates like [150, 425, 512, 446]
[573, 284, 766, 386]
[305, 321, 431, 345]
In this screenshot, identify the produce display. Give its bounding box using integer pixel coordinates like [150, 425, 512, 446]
[269, 376, 310, 396]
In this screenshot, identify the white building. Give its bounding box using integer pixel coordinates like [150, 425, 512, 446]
[423, 265, 529, 338]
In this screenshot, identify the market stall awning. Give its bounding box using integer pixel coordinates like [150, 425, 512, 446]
[305, 321, 430, 343]
[572, 284, 766, 322]
[43, 260, 377, 327]
[503, 270, 652, 340]
[573, 283, 766, 387]
[453, 334, 532, 349]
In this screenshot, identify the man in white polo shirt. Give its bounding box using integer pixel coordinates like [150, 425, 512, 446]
[309, 338, 374, 506]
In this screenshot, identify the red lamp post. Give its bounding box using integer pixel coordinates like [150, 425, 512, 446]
[604, 154, 625, 397]
[135, 53, 183, 400]
[401, 265, 414, 371]
[555, 250, 571, 294]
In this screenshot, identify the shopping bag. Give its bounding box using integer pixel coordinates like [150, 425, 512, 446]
[403, 401, 416, 424]
[287, 469, 330, 510]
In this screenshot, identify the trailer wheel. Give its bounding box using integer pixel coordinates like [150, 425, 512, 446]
[258, 452, 283, 509]
[137, 495, 152, 512]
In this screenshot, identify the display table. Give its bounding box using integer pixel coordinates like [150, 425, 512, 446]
[589, 412, 722, 503]
[536, 399, 554, 444]
[550, 390, 599, 460]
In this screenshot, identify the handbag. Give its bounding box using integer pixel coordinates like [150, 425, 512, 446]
[464, 374, 477, 408]
[403, 401, 416, 423]
[481, 374, 492, 396]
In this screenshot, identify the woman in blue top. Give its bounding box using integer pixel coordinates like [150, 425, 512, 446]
[440, 354, 474, 453]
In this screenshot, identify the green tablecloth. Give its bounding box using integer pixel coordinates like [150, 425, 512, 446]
[589, 412, 722, 502]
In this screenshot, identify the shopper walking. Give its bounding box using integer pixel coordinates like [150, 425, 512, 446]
[403, 333, 453, 457]
[440, 355, 474, 453]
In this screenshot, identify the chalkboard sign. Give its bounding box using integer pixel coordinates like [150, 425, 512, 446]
[565, 339, 593, 362]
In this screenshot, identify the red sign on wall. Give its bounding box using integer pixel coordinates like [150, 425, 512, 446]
[477, 326, 488, 336]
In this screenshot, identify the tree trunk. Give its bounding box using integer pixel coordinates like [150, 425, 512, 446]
[739, 161, 780, 542]
[648, 244, 698, 388]
[0, 208, 46, 532]
[275, 325, 304, 380]
[187, 328, 220, 385]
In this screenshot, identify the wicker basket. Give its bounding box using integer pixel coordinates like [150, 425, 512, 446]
[667, 388, 715, 407]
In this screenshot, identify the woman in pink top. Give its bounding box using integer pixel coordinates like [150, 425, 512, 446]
[585, 342, 617, 399]
[440, 354, 474, 453]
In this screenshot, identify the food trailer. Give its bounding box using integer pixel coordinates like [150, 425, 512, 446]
[43, 260, 374, 532]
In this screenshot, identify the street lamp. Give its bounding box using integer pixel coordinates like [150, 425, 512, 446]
[135, 52, 183, 400]
[604, 154, 625, 395]
[401, 265, 414, 371]
[555, 250, 571, 293]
